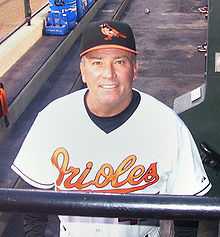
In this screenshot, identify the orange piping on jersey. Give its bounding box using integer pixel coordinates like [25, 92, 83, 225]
[51, 147, 159, 194]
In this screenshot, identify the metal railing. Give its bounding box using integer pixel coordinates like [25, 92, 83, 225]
[0, 0, 48, 45]
[24, 0, 32, 26]
[0, 188, 220, 220]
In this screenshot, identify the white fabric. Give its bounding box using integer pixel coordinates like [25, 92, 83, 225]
[11, 88, 211, 237]
[59, 218, 159, 237]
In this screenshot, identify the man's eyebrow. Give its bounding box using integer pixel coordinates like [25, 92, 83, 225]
[85, 55, 102, 60]
[114, 55, 130, 59]
[84, 55, 130, 60]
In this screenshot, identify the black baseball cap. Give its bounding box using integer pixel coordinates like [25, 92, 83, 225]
[80, 21, 137, 57]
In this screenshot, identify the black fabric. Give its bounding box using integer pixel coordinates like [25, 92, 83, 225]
[85, 90, 141, 133]
[16, 178, 49, 237]
[24, 213, 48, 237]
[80, 20, 137, 56]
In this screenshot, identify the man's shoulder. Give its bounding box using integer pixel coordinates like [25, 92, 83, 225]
[137, 89, 174, 113]
[42, 89, 86, 113]
[52, 88, 86, 105]
[135, 89, 182, 127]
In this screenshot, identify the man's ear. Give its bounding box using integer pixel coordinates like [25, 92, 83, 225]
[80, 60, 86, 83]
[133, 62, 138, 81]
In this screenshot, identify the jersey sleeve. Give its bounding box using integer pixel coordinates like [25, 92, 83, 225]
[166, 118, 211, 196]
[11, 109, 58, 189]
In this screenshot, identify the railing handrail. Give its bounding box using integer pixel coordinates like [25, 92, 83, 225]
[0, 3, 49, 46]
[0, 188, 219, 220]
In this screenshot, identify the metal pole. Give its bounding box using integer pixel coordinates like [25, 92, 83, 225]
[23, 0, 32, 26]
[0, 188, 220, 220]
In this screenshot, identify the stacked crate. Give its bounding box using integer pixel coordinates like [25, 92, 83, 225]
[76, 0, 94, 20]
[44, 0, 77, 36]
[44, 0, 95, 36]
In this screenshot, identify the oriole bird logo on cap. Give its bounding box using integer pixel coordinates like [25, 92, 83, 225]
[100, 23, 127, 40]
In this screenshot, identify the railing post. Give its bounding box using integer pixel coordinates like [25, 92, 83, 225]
[23, 0, 32, 26]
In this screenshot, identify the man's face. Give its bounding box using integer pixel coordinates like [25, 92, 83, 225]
[80, 48, 137, 116]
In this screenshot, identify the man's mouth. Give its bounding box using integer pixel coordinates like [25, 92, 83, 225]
[100, 84, 118, 89]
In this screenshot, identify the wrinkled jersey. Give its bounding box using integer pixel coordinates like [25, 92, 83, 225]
[11, 89, 211, 237]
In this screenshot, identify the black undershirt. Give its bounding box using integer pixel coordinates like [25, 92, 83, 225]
[84, 90, 141, 133]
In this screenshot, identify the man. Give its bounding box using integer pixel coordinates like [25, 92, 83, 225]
[11, 20, 211, 237]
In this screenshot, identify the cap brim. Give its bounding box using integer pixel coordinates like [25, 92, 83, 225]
[80, 44, 138, 57]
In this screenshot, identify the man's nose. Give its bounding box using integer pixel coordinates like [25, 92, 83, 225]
[102, 62, 115, 79]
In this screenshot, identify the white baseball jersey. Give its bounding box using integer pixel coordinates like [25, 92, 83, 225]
[11, 89, 211, 237]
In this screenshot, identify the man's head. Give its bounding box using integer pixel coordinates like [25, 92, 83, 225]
[80, 21, 138, 117]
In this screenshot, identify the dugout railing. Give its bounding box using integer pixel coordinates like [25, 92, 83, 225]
[0, 188, 219, 220]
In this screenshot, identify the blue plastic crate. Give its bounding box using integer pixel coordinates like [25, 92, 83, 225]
[44, 22, 69, 36]
[44, 9, 77, 36]
[49, 0, 76, 6]
[87, 0, 94, 8]
[62, 9, 77, 29]
[49, 0, 76, 11]
[76, 0, 88, 20]
[50, 4, 75, 11]
[45, 11, 70, 35]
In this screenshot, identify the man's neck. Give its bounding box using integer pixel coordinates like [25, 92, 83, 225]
[85, 91, 133, 117]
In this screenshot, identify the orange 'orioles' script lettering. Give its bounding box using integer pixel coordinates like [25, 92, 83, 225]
[51, 147, 159, 194]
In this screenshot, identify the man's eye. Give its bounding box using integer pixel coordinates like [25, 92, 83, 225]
[115, 59, 125, 65]
[92, 61, 102, 65]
